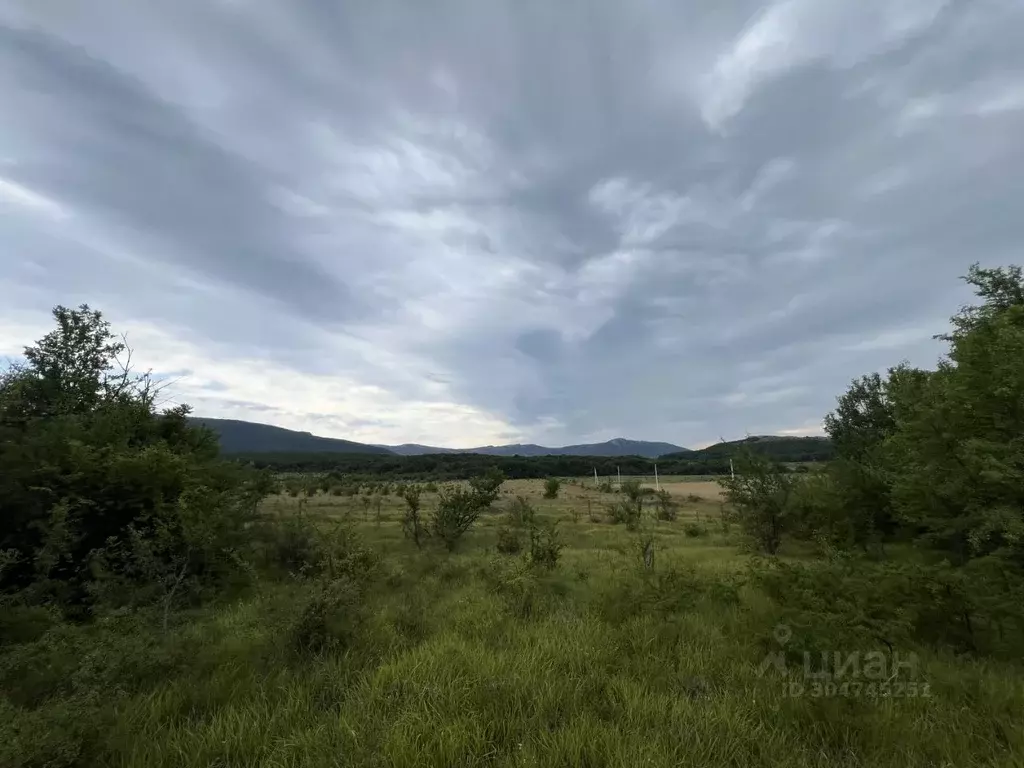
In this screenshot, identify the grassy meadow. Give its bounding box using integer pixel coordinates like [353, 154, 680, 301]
[7, 476, 1021, 768]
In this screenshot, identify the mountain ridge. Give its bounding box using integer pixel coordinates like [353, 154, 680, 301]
[189, 417, 832, 462]
[189, 417, 686, 458]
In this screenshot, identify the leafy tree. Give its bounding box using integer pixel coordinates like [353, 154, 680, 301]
[430, 471, 506, 551]
[719, 450, 794, 555]
[0, 305, 270, 615]
[398, 485, 426, 548]
[886, 267, 1024, 565]
[468, 467, 505, 507]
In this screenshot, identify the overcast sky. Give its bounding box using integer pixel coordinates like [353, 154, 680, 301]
[2, 1, 1022, 449]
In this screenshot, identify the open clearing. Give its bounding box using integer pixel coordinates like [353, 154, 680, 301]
[6, 476, 1022, 767]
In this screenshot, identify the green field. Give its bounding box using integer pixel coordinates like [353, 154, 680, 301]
[6, 477, 1020, 768]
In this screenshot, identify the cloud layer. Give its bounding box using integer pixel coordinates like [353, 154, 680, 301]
[2, 0, 1022, 448]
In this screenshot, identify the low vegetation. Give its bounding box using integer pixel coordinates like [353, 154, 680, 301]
[2, 263, 1024, 766]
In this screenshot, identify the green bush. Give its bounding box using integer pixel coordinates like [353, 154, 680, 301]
[430, 472, 506, 552]
[543, 477, 561, 499]
[655, 489, 678, 521]
[608, 499, 642, 530]
[398, 485, 427, 548]
[506, 495, 536, 527]
[496, 525, 522, 555]
[0, 305, 273, 616]
[289, 575, 367, 656]
[528, 520, 563, 569]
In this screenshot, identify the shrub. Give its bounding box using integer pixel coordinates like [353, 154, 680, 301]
[255, 511, 322, 577]
[430, 474, 505, 552]
[496, 525, 522, 555]
[528, 520, 563, 569]
[718, 450, 795, 555]
[543, 477, 561, 499]
[506, 495, 536, 527]
[468, 468, 505, 508]
[655, 489, 678, 521]
[398, 485, 427, 548]
[483, 557, 542, 620]
[289, 574, 367, 656]
[608, 499, 642, 530]
[684, 523, 708, 538]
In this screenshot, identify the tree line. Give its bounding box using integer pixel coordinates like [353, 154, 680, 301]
[721, 263, 1024, 658]
[228, 438, 834, 479]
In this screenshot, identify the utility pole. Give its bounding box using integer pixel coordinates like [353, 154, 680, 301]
[654, 463, 660, 491]
[593, 466, 598, 487]
[730, 458, 735, 480]
[617, 466, 621, 489]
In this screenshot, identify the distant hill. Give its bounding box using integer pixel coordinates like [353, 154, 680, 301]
[189, 418, 394, 455]
[383, 437, 687, 459]
[663, 435, 834, 463]
[191, 416, 828, 462]
[380, 443, 461, 456]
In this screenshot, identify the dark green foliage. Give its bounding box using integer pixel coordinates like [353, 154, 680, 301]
[543, 477, 561, 498]
[719, 451, 794, 554]
[527, 520, 563, 569]
[607, 479, 646, 531]
[231, 451, 761, 479]
[430, 471, 506, 551]
[753, 556, 1024, 661]
[398, 485, 426, 548]
[655, 489, 678, 521]
[810, 263, 1024, 566]
[683, 523, 708, 538]
[289, 574, 367, 656]
[661, 435, 835, 463]
[495, 526, 522, 555]
[468, 467, 505, 508]
[0, 305, 271, 616]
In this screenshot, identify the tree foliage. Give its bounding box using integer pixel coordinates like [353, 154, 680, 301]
[0, 305, 272, 616]
[769, 263, 1024, 658]
[430, 470, 506, 551]
[719, 451, 794, 554]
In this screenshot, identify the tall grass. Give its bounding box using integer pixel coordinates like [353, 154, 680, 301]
[3, 480, 1023, 767]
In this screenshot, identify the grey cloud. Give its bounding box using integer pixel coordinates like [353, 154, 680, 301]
[2, 0, 1023, 447]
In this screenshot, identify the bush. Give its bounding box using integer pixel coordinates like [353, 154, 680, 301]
[608, 499, 642, 530]
[289, 574, 367, 656]
[0, 305, 273, 616]
[398, 485, 427, 548]
[543, 477, 561, 499]
[483, 557, 542, 620]
[430, 473, 505, 552]
[496, 526, 522, 555]
[528, 520, 563, 569]
[655, 489, 678, 521]
[506, 495, 536, 527]
[718, 450, 794, 555]
[683, 523, 708, 538]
